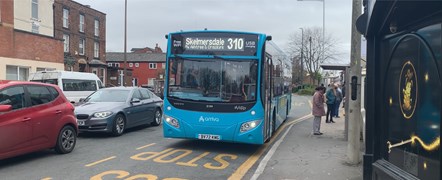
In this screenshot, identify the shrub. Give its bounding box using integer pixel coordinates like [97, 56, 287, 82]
[298, 88, 315, 96]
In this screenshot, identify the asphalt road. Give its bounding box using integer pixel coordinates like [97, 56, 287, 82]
[0, 94, 312, 180]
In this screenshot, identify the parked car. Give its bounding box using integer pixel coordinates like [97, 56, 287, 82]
[0, 81, 78, 160]
[74, 87, 163, 136]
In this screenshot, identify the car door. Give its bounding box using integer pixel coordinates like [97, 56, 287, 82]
[26, 85, 61, 147]
[140, 88, 156, 123]
[0, 85, 32, 157]
[126, 89, 144, 127]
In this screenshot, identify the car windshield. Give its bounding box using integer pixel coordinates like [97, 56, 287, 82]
[85, 89, 130, 102]
[167, 58, 258, 102]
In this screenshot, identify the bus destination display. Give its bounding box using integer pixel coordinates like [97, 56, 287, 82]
[171, 33, 258, 56]
[184, 37, 245, 51]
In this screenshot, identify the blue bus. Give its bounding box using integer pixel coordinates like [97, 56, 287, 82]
[162, 30, 292, 144]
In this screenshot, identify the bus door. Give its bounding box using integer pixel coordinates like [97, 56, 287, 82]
[264, 56, 273, 141]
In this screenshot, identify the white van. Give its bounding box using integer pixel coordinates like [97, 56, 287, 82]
[29, 71, 104, 103]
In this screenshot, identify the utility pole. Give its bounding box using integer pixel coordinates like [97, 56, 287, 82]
[123, 0, 127, 87]
[300, 28, 304, 84]
[309, 36, 312, 84]
[347, 0, 362, 165]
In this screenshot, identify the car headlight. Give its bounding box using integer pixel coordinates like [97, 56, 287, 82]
[164, 115, 179, 128]
[240, 120, 261, 133]
[93, 111, 113, 118]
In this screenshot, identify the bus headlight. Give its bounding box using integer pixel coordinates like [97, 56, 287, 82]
[164, 115, 180, 128]
[240, 120, 261, 133]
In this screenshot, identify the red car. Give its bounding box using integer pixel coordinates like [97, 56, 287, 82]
[0, 81, 78, 160]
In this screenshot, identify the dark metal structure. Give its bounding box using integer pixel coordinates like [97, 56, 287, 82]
[357, 0, 441, 179]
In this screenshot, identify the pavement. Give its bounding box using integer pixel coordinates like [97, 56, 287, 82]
[252, 105, 363, 180]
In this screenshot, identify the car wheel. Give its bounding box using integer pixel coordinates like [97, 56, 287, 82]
[55, 125, 76, 154]
[112, 114, 126, 136]
[151, 109, 162, 126]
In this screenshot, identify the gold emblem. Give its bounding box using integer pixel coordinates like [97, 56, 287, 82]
[402, 69, 413, 111]
[399, 61, 417, 119]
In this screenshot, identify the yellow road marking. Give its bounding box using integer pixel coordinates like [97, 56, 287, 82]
[85, 156, 116, 167]
[136, 143, 156, 150]
[41, 178, 52, 180]
[228, 113, 312, 180]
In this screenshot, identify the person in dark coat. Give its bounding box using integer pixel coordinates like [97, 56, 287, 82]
[312, 86, 326, 135]
[325, 84, 336, 123]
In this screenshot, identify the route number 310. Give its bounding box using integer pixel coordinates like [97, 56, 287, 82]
[227, 38, 244, 50]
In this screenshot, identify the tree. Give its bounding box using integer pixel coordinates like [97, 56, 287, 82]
[287, 27, 341, 85]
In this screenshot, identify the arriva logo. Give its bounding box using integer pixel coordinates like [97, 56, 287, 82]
[198, 116, 220, 123]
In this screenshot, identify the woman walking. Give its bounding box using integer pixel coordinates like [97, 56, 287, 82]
[312, 86, 326, 135]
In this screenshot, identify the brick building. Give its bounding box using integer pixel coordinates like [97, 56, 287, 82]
[0, 0, 64, 80]
[53, 0, 107, 84]
[106, 52, 166, 87]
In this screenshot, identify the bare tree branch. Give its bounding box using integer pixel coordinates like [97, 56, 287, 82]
[286, 27, 342, 85]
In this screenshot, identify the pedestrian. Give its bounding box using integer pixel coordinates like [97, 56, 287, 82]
[312, 86, 326, 135]
[334, 84, 343, 118]
[325, 84, 336, 123]
[341, 83, 346, 108]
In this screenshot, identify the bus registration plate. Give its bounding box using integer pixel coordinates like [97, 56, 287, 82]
[198, 134, 221, 141]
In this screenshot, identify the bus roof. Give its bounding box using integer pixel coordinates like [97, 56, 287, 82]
[168, 30, 267, 36]
[29, 70, 101, 80]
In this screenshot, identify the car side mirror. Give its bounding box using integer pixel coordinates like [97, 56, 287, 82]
[0, 105, 12, 112]
[79, 98, 85, 102]
[131, 98, 141, 104]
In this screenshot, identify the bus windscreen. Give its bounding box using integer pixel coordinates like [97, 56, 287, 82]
[168, 58, 258, 103]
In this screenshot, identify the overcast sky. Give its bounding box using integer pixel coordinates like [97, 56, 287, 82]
[75, 0, 354, 63]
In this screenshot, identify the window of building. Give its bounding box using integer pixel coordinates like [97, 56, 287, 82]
[31, 0, 38, 20]
[107, 63, 112, 67]
[129, 63, 133, 67]
[36, 67, 55, 71]
[63, 34, 69, 52]
[94, 19, 99, 36]
[31, 22, 39, 33]
[79, 38, 85, 55]
[135, 63, 139, 67]
[99, 68, 105, 85]
[162, 63, 166, 69]
[79, 14, 85, 33]
[92, 68, 98, 75]
[148, 78, 156, 86]
[6, 65, 29, 81]
[149, 63, 157, 69]
[94, 41, 99, 58]
[115, 63, 120, 67]
[63, 8, 69, 28]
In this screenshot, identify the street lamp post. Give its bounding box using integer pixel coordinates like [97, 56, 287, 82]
[123, 0, 127, 87]
[299, 28, 304, 84]
[298, 0, 325, 62]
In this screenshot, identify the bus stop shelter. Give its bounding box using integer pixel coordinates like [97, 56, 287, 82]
[320, 64, 350, 141]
